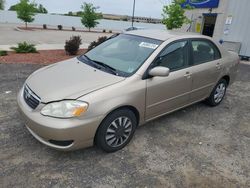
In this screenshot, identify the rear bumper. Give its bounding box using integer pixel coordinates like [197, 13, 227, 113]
[17, 88, 104, 151]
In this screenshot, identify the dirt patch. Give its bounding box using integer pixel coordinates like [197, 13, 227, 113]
[0, 49, 86, 65]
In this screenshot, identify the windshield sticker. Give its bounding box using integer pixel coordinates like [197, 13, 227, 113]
[139, 42, 159, 49]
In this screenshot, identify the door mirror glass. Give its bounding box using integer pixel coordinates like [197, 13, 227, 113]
[148, 66, 170, 77]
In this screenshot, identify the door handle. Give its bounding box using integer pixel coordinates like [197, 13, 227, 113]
[184, 71, 192, 79]
[216, 63, 221, 69]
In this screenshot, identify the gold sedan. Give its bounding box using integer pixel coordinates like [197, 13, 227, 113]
[17, 30, 239, 152]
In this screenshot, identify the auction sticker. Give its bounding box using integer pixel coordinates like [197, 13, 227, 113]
[139, 42, 159, 49]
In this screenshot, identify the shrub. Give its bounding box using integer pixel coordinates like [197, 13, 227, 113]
[102, 29, 106, 33]
[88, 36, 107, 51]
[0, 50, 8, 56]
[109, 30, 112, 33]
[64, 36, 82, 55]
[11, 42, 37, 53]
[72, 27, 76, 31]
[43, 24, 47, 29]
[58, 25, 63, 30]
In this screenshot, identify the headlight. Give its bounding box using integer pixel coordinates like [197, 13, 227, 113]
[41, 100, 88, 118]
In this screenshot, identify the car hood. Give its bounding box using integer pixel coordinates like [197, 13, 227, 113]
[26, 58, 125, 103]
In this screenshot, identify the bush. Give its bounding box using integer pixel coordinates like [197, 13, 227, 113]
[109, 30, 112, 33]
[43, 24, 47, 29]
[58, 25, 63, 30]
[88, 36, 107, 51]
[102, 29, 106, 33]
[72, 27, 76, 31]
[0, 50, 8, 56]
[64, 36, 82, 55]
[11, 42, 37, 53]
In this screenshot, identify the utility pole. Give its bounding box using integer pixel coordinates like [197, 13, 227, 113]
[132, 0, 136, 27]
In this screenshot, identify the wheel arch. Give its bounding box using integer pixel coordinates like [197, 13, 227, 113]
[93, 105, 140, 144]
[221, 75, 230, 86]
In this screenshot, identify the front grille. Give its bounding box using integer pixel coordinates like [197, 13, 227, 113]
[23, 85, 41, 109]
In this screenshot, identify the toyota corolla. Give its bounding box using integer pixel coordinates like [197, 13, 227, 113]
[17, 30, 239, 152]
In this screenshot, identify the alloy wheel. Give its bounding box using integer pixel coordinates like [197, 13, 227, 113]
[214, 83, 226, 103]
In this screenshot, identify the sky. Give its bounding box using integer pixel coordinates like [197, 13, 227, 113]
[5, 0, 172, 18]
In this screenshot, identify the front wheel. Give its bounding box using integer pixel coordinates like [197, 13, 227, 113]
[95, 109, 137, 152]
[206, 79, 227, 106]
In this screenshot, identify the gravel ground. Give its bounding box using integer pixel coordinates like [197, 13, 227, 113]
[0, 62, 250, 188]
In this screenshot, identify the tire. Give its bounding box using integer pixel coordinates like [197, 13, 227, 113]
[95, 108, 137, 152]
[206, 79, 227, 106]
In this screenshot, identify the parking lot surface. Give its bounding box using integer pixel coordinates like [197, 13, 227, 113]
[0, 62, 250, 188]
[0, 23, 112, 51]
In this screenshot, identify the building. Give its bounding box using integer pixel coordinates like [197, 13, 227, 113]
[182, 0, 250, 58]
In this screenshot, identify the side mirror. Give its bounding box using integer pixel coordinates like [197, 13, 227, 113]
[148, 66, 170, 77]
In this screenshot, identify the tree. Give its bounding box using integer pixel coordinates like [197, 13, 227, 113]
[76, 11, 83, 17]
[162, 0, 192, 30]
[68, 11, 73, 16]
[81, 3, 102, 31]
[0, 0, 5, 10]
[15, 0, 36, 29]
[9, 2, 47, 13]
[9, 4, 18, 11]
[36, 4, 48, 13]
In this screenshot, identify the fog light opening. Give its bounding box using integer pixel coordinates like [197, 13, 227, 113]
[48, 140, 74, 147]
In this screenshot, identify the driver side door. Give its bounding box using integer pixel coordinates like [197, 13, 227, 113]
[145, 40, 192, 121]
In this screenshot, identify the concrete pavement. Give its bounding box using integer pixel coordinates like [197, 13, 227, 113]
[0, 23, 112, 50]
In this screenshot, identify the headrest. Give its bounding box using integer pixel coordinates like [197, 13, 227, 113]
[197, 44, 211, 52]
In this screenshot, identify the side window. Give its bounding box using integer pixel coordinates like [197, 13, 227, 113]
[191, 40, 221, 65]
[156, 40, 188, 71]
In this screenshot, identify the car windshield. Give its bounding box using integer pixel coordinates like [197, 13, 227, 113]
[79, 34, 162, 77]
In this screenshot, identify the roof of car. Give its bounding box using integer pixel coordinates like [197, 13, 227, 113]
[125, 29, 205, 41]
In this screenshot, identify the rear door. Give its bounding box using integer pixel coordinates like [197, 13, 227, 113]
[189, 39, 222, 102]
[145, 40, 192, 120]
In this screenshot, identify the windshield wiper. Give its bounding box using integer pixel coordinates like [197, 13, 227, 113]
[91, 60, 118, 75]
[79, 55, 119, 76]
[79, 55, 100, 69]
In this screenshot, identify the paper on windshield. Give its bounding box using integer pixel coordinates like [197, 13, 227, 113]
[139, 42, 159, 49]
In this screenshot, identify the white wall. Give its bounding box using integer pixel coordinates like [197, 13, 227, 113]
[221, 0, 250, 56]
[0, 10, 165, 31]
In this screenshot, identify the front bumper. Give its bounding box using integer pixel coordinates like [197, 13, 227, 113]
[17, 88, 104, 151]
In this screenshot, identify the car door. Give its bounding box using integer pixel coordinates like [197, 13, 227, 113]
[145, 40, 192, 121]
[189, 39, 222, 102]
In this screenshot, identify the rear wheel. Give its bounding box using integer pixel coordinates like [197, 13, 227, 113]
[95, 109, 137, 152]
[206, 79, 227, 106]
